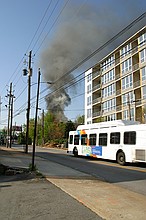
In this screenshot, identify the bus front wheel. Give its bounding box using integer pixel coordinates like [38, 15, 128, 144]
[73, 147, 78, 157]
[117, 151, 125, 165]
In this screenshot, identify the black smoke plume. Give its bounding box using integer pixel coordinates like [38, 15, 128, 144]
[40, 1, 145, 121]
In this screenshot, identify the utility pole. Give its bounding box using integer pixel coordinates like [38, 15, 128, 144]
[9, 93, 15, 148]
[128, 93, 131, 120]
[32, 68, 41, 170]
[42, 109, 44, 147]
[6, 82, 12, 147]
[25, 50, 32, 153]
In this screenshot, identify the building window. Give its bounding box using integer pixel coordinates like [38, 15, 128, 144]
[87, 96, 91, 106]
[103, 98, 116, 112]
[121, 58, 132, 74]
[123, 108, 134, 120]
[87, 108, 92, 118]
[102, 69, 115, 84]
[143, 86, 146, 100]
[130, 108, 134, 121]
[122, 74, 132, 90]
[105, 114, 116, 121]
[122, 92, 134, 106]
[102, 83, 115, 98]
[142, 66, 146, 81]
[123, 109, 129, 120]
[140, 48, 146, 63]
[139, 33, 146, 46]
[121, 43, 131, 58]
[87, 84, 92, 94]
[87, 73, 92, 82]
[101, 55, 114, 71]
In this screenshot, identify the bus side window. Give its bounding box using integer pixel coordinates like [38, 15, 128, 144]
[74, 135, 79, 145]
[99, 133, 107, 146]
[69, 135, 73, 144]
[81, 134, 87, 145]
[110, 132, 120, 144]
[89, 134, 96, 146]
[124, 131, 136, 145]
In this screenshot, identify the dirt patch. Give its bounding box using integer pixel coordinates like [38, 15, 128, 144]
[0, 163, 29, 176]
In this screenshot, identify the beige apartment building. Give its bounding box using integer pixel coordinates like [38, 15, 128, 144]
[85, 26, 146, 124]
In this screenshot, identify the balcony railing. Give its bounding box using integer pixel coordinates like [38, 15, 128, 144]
[133, 81, 140, 88]
[115, 58, 120, 65]
[92, 111, 101, 117]
[132, 63, 139, 72]
[116, 105, 122, 111]
[92, 71, 100, 79]
[116, 89, 121, 95]
[115, 73, 120, 80]
[92, 84, 100, 92]
[92, 97, 101, 104]
[131, 46, 138, 55]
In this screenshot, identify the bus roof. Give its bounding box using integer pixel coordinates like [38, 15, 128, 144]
[77, 120, 140, 131]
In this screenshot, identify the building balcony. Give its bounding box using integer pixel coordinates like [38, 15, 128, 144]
[116, 105, 122, 111]
[116, 89, 121, 96]
[92, 111, 101, 118]
[115, 58, 120, 65]
[134, 99, 142, 106]
[115, 73, 121, 80]
[131, 46, 138, 55]
[92, 84, 101, 92]
[92, 97, 101, 105]
[133, 80, 140, 88]
[132, 63, 139, 72]
[92, 71, 101, 79]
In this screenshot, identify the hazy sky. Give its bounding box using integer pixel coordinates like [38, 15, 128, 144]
[0, 0, 146, 128]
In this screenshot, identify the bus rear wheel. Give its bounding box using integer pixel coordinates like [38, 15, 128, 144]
[117, 151, 125, 165]
[73, 147, 78, 157]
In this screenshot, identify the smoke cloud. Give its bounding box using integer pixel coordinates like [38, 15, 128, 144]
[39, 0, 145, 121]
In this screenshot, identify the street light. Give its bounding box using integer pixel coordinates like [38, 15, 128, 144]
[133, 99, 141, 121]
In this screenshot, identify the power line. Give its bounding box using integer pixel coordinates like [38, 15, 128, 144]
[34, 0, 70, 54]
[11, 12, 146, 122]
[0, 1, 61, 98]
[32, 0, 61, 51]
[26, 0, 53, 53]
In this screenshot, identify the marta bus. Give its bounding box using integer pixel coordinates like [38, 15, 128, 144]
[67, 120, 146, 165]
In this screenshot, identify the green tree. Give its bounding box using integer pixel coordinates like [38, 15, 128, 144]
[75, 115, 84, 127]
[18, 132, 26, 144]
[29, 118, 35, 142]
[64, 120, 76, 139]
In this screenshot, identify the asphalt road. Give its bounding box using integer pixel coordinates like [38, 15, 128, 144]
[0, 146, 103, 220]
[34, 146, 146, 196]
[5, 145, 146, 220]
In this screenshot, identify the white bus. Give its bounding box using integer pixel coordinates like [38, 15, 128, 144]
[67, 120, 146, 165]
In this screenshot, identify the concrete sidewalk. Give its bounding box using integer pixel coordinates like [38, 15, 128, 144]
[0, 146, 146, 220]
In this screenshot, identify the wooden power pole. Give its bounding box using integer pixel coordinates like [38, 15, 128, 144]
[25, 50, 32, 153]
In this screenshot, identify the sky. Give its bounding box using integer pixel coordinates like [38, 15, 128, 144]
[0, 0, 146, 129]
